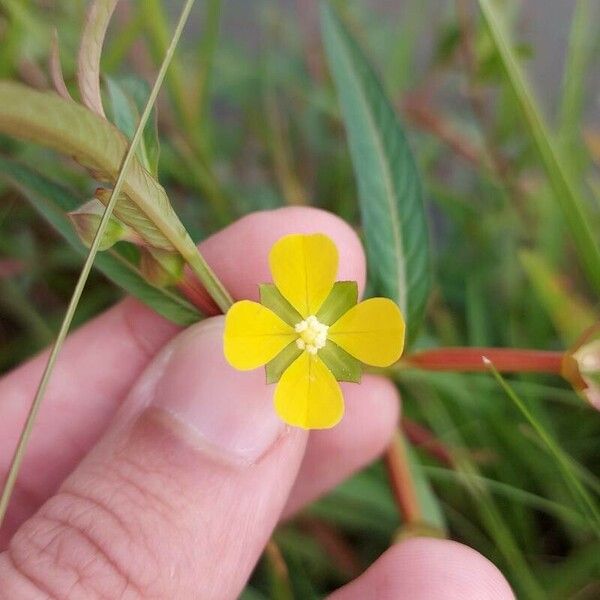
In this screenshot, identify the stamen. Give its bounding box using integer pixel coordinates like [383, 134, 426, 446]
[294, 315, 329, 355]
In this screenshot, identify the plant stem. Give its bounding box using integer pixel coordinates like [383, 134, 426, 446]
[402, 417, 454, 467]
[406, 347, 564, 374]
[0, 0, 199, 529]
[384, 431, 422, 525]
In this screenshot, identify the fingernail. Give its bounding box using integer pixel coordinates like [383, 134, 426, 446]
[148, 317, 285, 466]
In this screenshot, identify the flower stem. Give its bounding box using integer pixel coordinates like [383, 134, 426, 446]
[406, 347, 563, 374]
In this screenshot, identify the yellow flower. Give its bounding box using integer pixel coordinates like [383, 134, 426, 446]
[223, 233, 405, 429]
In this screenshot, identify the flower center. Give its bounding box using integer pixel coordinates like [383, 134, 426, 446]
[295, 315, 328, 355]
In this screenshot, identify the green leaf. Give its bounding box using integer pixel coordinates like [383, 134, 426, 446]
[316, 281, 357, 325]
[477, 0, 600, 295]
[106, 75, 160, 176]
[319, 340, 361, 383]
[0, 156, 201, 326]
[266, 341, 302, 384]
[260, 283, 302, 326]
[320, 3, 431, 346]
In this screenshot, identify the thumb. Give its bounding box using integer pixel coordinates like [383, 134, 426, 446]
[1, 318, 308, 599]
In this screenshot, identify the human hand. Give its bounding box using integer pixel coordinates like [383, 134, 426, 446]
[0, 208, 514, 599]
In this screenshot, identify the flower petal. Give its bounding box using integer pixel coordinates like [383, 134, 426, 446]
[329, 298, 405, 367]
[274, 352, 344, 429]
[269, 233, 338, 318]
[224, 300, 296, 370]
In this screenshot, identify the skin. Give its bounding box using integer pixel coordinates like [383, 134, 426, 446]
[0, 208, 515, 599]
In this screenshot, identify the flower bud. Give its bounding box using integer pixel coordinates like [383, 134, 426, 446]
[68, 198, 133, 251]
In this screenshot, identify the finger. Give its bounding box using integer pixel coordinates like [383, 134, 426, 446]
[328, 538, 515, 600]
[1, 318, 310, 599]
[283, 376, 400, 518]
[0, 207, 365, 539]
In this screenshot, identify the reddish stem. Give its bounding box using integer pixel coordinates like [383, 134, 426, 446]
[384, 433, 422, 525]
[407, 347, 563, 374]
[402, 418, 454, 467]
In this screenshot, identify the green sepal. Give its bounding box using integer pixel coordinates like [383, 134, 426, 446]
[265, 341, 303, 384]
[317, 281, 358, 325]
[319, 340, 362, 383]
[260, 283, 303, 326]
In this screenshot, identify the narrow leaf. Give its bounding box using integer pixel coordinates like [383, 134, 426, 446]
[320, 3, 431, 345]
[0, 156, 201, 326]
[478, 0, 600, 295]
[77, 0, 118, 117]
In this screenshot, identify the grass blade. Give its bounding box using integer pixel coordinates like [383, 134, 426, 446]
[320, 2, 431, 345]
[477, 0, 600, 295]
[0, 0, 199, 527]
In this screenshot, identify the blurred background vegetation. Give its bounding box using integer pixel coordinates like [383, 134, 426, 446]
[1, 1, 599, 597]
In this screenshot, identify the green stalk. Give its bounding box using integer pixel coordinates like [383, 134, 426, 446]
[0, 0, 201, 527]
